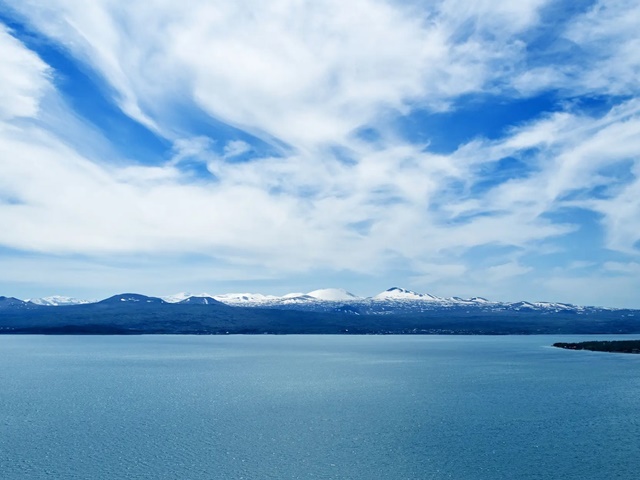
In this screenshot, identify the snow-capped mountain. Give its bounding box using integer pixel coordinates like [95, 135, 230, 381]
[27, 296, 94, 306]
[373, 287, 441, 301]
[98, 293, 166, 304]
[8, 287, 603, 316]
[1, 288, 635, 336]
[192, 286, 494, 314]
[0, 296, 32, 309]
[195, 286, 592, 315]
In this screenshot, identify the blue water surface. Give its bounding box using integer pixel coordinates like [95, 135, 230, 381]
[1, 335, 639, 479]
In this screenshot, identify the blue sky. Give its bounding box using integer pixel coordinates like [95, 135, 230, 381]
[1, 0, 640, 307]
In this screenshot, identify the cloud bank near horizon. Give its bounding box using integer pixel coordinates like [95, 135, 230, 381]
[1, 0, 640, 307]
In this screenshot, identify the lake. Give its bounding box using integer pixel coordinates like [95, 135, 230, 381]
[1, 335, 639, 479]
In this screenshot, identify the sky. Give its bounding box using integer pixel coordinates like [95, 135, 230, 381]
[1, 0, 640, 307]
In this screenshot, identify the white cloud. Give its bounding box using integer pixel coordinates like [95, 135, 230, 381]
[603, 262, 640, 274]
[511, 0, 640, 97]
[0, 25, 51, 119]
[436, 0, 549, 33]
[170, 137, 216, 165]
[223, 140, 251, 158]
[436, 98, 640, 261]
[564, 0, 640, 96]
[3, 0, 551, 149]
[592, 173, 640, 254]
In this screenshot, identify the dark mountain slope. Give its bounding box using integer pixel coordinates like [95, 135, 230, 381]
[0, 298, 639, 335]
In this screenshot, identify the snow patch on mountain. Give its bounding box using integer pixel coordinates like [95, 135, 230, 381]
[27, 296, 94, 306]
[213, 292, 281, 304]
[469, 296, 490, 303]
[179, 296, 223, 305]
[99, 293, 165, 304]
[306, 288, 360, 301]
[531, 301, 580, 311]
[163, 292, 213, 303]
[280, 294, 316, 304]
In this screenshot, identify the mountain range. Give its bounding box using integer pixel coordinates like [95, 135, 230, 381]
[1, 287, 638, 335]
[14, 287, 610, 313]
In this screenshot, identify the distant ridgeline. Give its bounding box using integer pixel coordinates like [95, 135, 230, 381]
[1, 289, 640, 335]
[553, 340, 640, 354]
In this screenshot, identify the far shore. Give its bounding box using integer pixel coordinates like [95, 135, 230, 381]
[553, 340, 640, 354]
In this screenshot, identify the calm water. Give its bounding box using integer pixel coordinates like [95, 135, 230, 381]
[1, 335, 639, 479]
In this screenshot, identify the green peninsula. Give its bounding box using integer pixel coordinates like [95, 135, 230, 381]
[553, 340, 640, 354]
